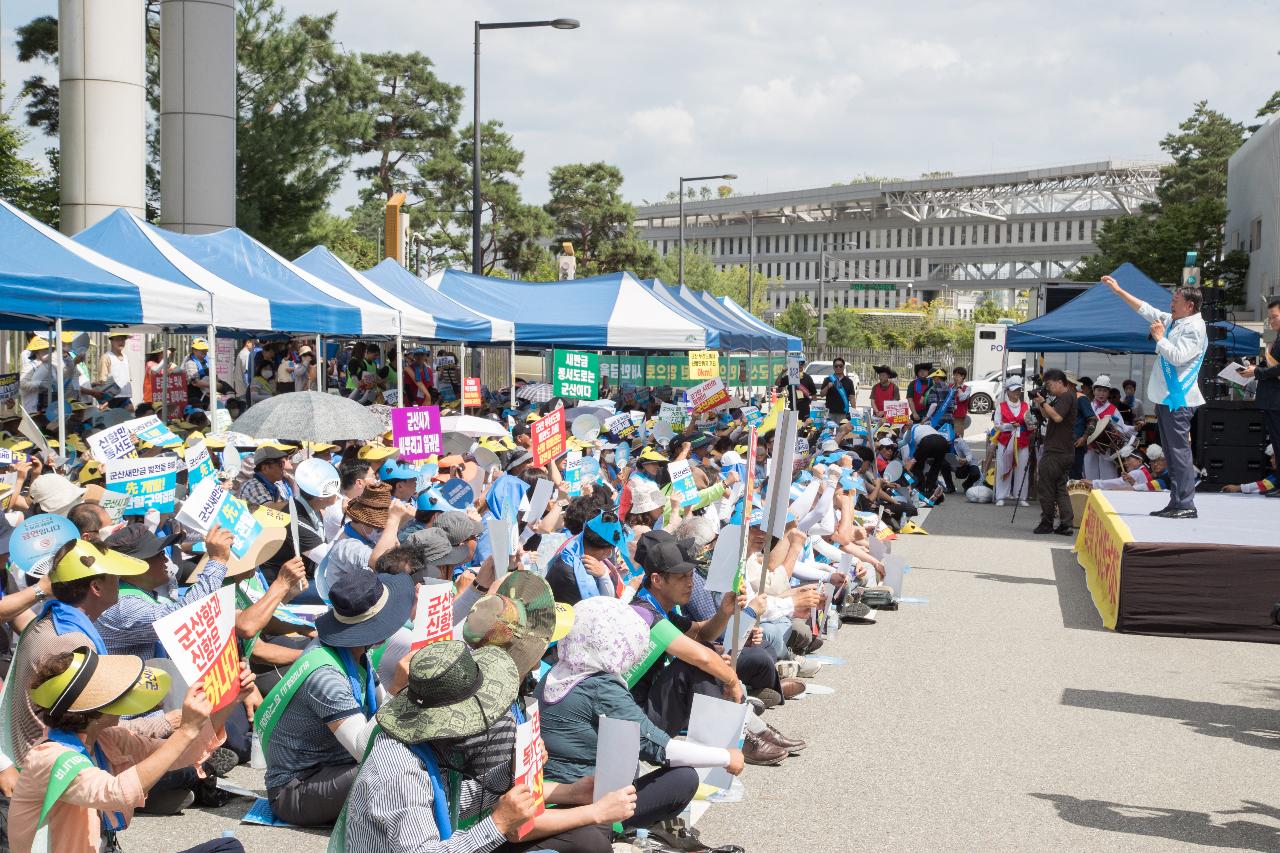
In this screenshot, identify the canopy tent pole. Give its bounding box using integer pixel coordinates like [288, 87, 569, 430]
[316, 334, 324, 394]
[161, 329, 170, 423]
[396, 333, 404, 404]
[206, 325, 218, 429]
[459, 342, 467, 410]
[54, 318, 66, 457]
[510, 339, 517, 410]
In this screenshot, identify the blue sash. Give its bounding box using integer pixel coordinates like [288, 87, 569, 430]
[405, 741, 455, 841]
[555, 534, 599, 601]
[829, 376, 850, 412]
[42, 601, 107, 654]
[46, 728, 127, 833]
[1159, 321, 1205, 410]
[929, 388, 955, 428]
[335, 647, 377, 717]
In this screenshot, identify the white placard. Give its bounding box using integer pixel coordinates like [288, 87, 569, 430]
[487, 516, 514, 579]
[705, 525, 743, 593]
[523, 478, 555, 524]
[152, 585, 241, 712]
[687, 694, 749, 790]
[882, 554, 908, 598]
[410, 581, 455, 649]
[592, 716, 640, 803]
[88, 423, 136, 461]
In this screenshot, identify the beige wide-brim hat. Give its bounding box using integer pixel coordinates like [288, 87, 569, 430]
[185, 525, 287, 584]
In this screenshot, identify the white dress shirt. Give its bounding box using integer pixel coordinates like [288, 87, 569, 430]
[1137, 301, 1207, 408]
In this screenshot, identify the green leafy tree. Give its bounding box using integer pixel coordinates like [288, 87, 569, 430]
[306, 213, 380, 269]
[236, 0, 372, 256]
[774, 301, 814, 345]
[14, 16, 59, 136]
[1074, 102, 1248, 304]
[545, 162, 642, 271]
[972, 297, 1007, 324]
[0, 86, 59, 224]
[653, 248, 772, 315]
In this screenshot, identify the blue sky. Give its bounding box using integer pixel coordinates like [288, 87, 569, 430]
[4, 0, 1279, 213]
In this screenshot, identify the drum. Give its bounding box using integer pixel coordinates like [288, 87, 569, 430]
[1088, 422, 1136, 460]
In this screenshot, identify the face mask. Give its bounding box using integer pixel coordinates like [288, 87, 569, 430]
[262, 370, 274, 380]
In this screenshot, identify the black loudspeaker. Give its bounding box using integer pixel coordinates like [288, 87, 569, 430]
[1194, 401, 1271, 488]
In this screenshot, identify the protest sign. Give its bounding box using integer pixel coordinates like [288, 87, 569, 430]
[0, 449, 12, 466]
[440, 478, 473, 509]
[668, 460, 699, 507]
[741, 406, 763, 428]
[185, 440, 217, 486]
[689, 377, 730, 415]
[390, 405, 443, 462]
[105, 456, 178, 516]
[487, 517, 514, 577]
[382, 389, 400, 407]
[523, 478, 555, 524]
[462, 378, 482, 408]
[93, 492, 127, 526]
[149, 373, 188, 408]
[657, 402, 684, 428]
[592, 716, 640, 803]
[513, 701, 546, 838]
[795, 437, 810, 456]
[565, 452, 583, 497]
[884, 399, 912, 426]
[211, 408, 232, 434]
[410, 582, 454, 651]
[688, 350, 719, 381]
[787, 356, 801, 386]
[809, 400, 827, 423]
[688, 694, 749, 790]
[552, 350, 599, 400]
[530, 409, 566, 467]
[88, 423, 137, 461]
[603, 412, 636, 440]
[0, 373, 18, 417]
[706, 525, 743, 593]
[128, 415, 183, 449]
[154, 586, 240, 712]
[176, 479, 261, 559]
[9, 514, 79, 577]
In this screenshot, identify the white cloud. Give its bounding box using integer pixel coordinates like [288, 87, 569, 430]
[626, 104, 695, 146]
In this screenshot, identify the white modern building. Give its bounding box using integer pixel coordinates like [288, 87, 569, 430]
[634, 161, 1162, 319]
[1225, 117, 1280, 321]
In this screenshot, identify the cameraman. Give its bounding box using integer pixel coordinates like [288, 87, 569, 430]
[1032, 369, 1078, 535]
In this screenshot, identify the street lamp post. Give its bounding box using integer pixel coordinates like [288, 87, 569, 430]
[473, 18, 579, 276]
[817, 251, 832, 359]
[677, 173, 736, 285]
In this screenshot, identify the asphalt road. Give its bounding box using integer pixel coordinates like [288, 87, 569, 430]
[127, 483, 1280, 852]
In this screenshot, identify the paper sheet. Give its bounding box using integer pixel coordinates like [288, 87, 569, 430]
[687, 694, 749, 790]
[593, 716, 640, 802]
[705, 525, 743, 593]
[1218, 362, 1252, 386]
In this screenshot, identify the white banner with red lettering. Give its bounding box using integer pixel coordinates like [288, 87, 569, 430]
[153, 585, 241, 712]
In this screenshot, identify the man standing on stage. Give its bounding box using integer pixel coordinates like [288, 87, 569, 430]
[1103, 274, 1207, 519]
[1240, 296, 1280, 469]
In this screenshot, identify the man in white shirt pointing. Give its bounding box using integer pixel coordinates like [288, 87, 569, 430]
[1102, 274, 1208, 518]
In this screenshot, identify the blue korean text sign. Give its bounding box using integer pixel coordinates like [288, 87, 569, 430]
[105, 457, 179, 516]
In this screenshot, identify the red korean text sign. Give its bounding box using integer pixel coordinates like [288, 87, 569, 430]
[531, 409, 566, 467]
[153, 585, 240, 712]
[463, 378, 482, 408]
[150, 373, 188, 408]
[689, 377, 730, 415]
[410, 584, 454, 651]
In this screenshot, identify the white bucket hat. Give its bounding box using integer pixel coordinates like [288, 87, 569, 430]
[28, 474, 86, 517]
[628, 478, 665, 515]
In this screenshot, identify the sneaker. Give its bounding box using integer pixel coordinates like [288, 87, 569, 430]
[749, 687, 783, 709]
[794, 656, 823, 678]
[1033, 522, 1054, 534]
[650, 822, 746, 853]
[202, 747, 240, 778]
[776, 660, 799, 679]
[995, 499, 1005, 507]
[1018, 499, 1030, 507]
[743, 731, 788, 766]
[193, 776, 237, 808]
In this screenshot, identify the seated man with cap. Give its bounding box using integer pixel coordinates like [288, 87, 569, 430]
[323, 482, 415, 588]
[6, 535, 180, 768]
[397, 486, 457, 543]
[344, 640, 629, 853]
[256, 568, 413, 826]
[10, 648, 253, 853]
[545, 502, 624, 605]
[378, 459, 420, 505]
[238, 446, 294, 510]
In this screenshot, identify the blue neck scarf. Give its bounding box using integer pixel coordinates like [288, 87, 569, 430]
[46, 728, 126, 833]
[334, 646, 377, 717]
[556, 533, 599, 601]
[254, 472, 285, 502]
[637, 587, 678, 621]
[343, 523, 374, 546]
[406, 741, 454, 840]
[42, 600, 107, 654]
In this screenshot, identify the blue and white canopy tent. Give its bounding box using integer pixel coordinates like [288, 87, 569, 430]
[362, 259, 514, 344]
[717, 296, 804, 354]
[427, 269, 709, 350]
[640, 278, 741, 351]
[298, 248, 517, 402]
[0, 199, 215, 447]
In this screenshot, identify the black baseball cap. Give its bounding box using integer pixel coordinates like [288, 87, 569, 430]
[635, 530, 696, 576]
[104, 525, 183, 560]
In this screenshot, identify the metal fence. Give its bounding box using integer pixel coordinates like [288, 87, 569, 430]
[820, 346, 975, 381]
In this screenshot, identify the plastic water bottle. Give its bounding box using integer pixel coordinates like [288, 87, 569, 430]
[633, 828, 660, 850]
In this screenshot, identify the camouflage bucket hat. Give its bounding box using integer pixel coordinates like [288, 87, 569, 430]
[376, 640, 519, 744]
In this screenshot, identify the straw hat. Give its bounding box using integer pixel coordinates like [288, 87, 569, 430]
[358, 443, 398, 462]
[30, 647, 172, 717]
[184, 524, 287, 584]
[346, 482, 392, 529]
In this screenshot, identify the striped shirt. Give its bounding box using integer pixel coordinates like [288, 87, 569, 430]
[344, 731, 510, 853]
[95, 561, 229, 658]
[239, 476, 293, 507]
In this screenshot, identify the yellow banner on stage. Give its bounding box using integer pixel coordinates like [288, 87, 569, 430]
[1073, 491, 1134, 630]
[688, 350, 719, 381]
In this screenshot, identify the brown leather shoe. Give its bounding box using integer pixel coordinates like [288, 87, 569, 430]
[780, 677, 806, 700]
[759, 723, 807, 753]
[743, 731, 788, 765]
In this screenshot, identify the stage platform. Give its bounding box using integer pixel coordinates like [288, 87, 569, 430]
[1074, 490, 1280, 642]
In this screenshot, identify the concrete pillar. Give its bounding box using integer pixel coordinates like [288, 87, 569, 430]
[159, 0, 236, 234]
[58, 0, 147, 233]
